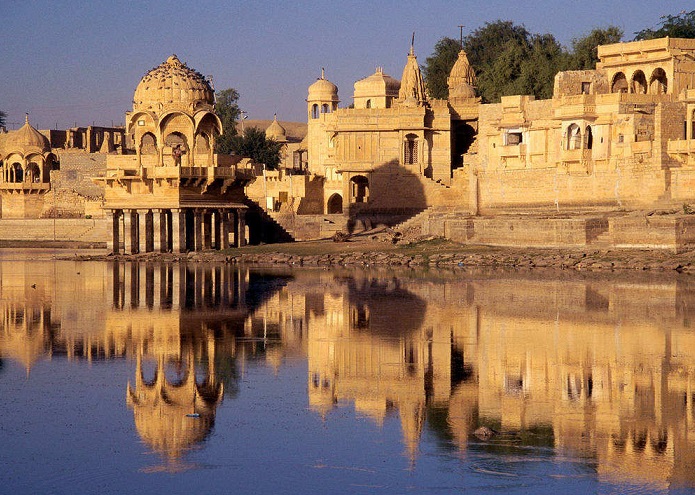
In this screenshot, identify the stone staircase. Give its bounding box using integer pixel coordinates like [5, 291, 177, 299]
[243, 199, 295, 244]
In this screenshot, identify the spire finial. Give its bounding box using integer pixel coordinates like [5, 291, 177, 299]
[458, 25, 465, 49]
[25, 113, 29, 124]
[321, 67, 325, 79]
[410, 32, 415, 56]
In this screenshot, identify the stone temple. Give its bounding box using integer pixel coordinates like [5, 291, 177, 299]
[96, 55, 252, 254]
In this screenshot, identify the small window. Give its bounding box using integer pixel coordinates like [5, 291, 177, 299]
[366, 99, 371, 109]
[321, 104, 330, 114]
[581, 82, 591, 94]
[138, 120, 145, 126]
[618, 134, 624, 143]
[404, 134, 418, 164]
[311, 104, 319, 119]
[505, 130, 522, 146]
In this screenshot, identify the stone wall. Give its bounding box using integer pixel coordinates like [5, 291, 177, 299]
[46, 151, 107, 218]
[0, 218, 108, 246]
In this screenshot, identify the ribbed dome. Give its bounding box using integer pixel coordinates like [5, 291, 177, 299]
[354, 67, 400, 98]
[133, 55, 214, 113]
[308, 69, 339, 102]
[4, 116, 50, 153]
[447, 50, 477, 99]
[265, 115, 287, 142]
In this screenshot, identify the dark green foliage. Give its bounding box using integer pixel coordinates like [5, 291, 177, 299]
[230, 126, 283, 170]
[463, 21, 564, 103]
[634, 9, 695, 40]
[423, 37, 461, 99]
[423, 21, 626, 103]
[0, 110, 6, 129]
[568, 27, 623, 69]
[214, 88, 240, 154]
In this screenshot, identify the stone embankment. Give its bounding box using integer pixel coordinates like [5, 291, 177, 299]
[81, 241, 695, 273]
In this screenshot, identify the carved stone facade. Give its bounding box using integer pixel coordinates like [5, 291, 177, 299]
[97, 55, 253, 253]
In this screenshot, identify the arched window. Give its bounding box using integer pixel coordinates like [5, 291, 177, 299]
[567, 124, 581, 150]
[11, 163, 23, 183]
[365, 99, 372, 109]
[350, 175, 369, 203]
[404, 133, 418, 165]
[327, 193, 343, 214]
[321, 103, 330, 114]
[631, 70, 647, 94]
[311, 104, 319, 119]
[26, 162, 41, 183]
[584, 125, 593, 150]
[195, 132, 210, 153]
[140, 133, 157, 154]
[611, 72, 628, 93]
[649, 68, 667, 95]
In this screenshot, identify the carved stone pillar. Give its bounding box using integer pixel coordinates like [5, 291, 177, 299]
[171, 209, 187, 253]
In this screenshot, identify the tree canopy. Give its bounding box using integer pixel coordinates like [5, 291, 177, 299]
[634, 9, 695, 40]
[214, 88, 240, 154]
[0, 110, 6, 129]
[423, 21, 626, 103]
[567, 27, 623, 70]
[230, 126, 283, 170]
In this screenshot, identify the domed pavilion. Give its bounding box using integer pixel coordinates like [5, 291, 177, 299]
[97, 55, 253, 254]
[0, 115, 58, 218]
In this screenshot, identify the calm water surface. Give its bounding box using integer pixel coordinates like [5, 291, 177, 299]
[1, 254, 695, 494]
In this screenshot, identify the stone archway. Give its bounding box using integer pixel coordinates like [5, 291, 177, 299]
[327, 193, 343, 214]
[350, 175, 369, 203]
[649, 68, 667, 95]
[632, 70, 647, 94]
[611, 72, 628, 93]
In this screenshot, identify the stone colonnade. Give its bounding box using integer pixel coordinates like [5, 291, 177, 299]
[107, 207, 246, 254]
[111, 262, 247, 311]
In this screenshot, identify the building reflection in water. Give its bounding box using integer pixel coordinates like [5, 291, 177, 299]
[3, 261, 695, 487]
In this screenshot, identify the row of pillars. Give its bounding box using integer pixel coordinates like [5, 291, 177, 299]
[112, 262, 247, 311]
[107, 207, 246, 254]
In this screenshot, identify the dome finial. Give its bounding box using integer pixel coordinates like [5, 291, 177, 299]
[25, 113, 29, 125]
[321, 67, 325, 79]
[410, 32, 415, 56]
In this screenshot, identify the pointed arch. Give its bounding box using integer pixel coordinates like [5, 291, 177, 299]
[327, 193, 343, 214]
[649, 68, 667, 95]
[631, 70, 647, 94]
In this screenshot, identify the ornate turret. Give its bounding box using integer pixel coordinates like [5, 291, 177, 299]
[398, 42, 427, 106]
[0, 114, 57, 218]
[307, 68, 339, 120]
[448, 49, 478, 100]
[265, 114, 287, 143]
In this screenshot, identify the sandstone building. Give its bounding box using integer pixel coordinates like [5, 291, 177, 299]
[96, 55, 253, 253]
[245, 36, 695, 250]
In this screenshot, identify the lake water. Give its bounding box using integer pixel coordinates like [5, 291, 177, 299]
[2, 255, 695, 494]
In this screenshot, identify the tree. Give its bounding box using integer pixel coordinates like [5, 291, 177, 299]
[230, 126, 283, 170]
[423, 37, 461, 99]
[0, 110, 6, 129]
[462, 21, 564, 103]
[634, 9, 695, 40]
[214, 88, 240, 154]
[568, 26, 623, 70]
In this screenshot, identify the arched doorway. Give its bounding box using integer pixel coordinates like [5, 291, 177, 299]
[649, 68, 667, 95]
[140, 133, 157, 154]
[584, 125, 593, 150]
[567, 124, 581, 150]
[350, 175, 369, 203]
[632, 70, 647, 94]
[611, 72, 628, 93]
[327, 193, 343, 214]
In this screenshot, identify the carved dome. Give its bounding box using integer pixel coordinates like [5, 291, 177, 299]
[447, 50, 477, 99]
[265, 115, 287, 142]
[133, 55, 214, 113]
[4, 116, 51, 154]
[308, 70, 339, 102]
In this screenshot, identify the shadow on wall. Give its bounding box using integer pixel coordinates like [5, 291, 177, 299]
[346, 159, 427, 233]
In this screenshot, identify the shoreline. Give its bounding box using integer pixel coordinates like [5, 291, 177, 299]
[66, 235, 695, 273]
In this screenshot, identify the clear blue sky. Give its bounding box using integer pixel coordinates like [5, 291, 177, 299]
[1, 0, 691, 130]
